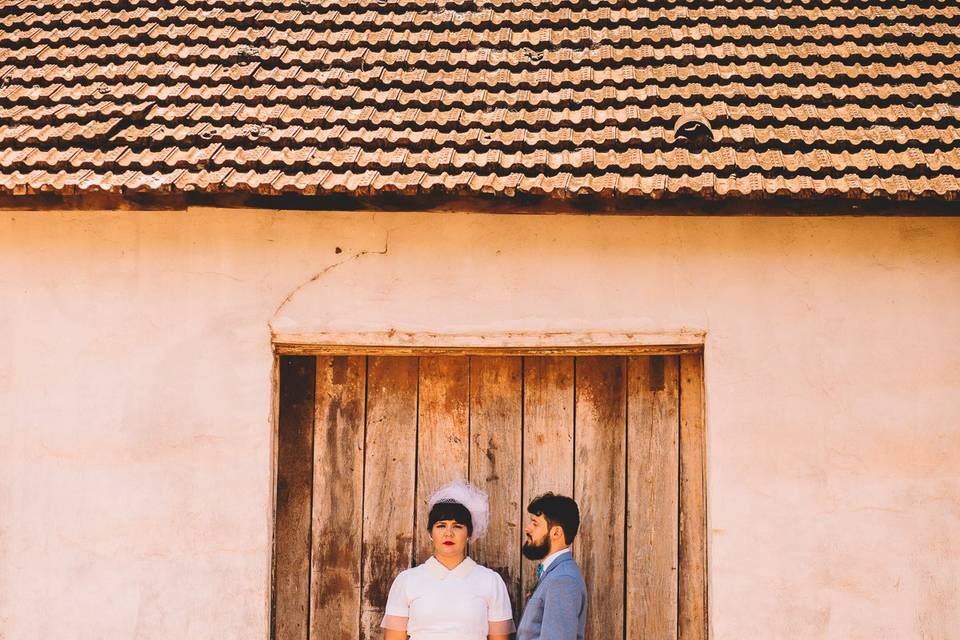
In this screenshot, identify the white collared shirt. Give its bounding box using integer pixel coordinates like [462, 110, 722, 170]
[382, 556, 515, 640]
[539, 547, 571, 574]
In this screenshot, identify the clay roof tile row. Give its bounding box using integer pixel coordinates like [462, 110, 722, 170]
[0, 0, 959, 201]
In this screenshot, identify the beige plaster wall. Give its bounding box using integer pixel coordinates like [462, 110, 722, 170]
[0, 208, 958, 640]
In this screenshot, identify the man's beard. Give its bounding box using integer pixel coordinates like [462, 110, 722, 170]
[521, 534, 551, 560]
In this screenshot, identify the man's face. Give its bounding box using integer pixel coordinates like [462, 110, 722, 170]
[522, 512, 552, 560]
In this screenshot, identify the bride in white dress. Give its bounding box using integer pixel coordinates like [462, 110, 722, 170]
[381, 480, 515, 640]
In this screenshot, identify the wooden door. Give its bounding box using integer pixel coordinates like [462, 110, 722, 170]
[273, 354, 706, 640]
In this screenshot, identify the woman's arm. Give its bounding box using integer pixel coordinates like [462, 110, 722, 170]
[381, 569, 410, 640]
[486, 571, 515, 640]
[487, 619, 513, 640]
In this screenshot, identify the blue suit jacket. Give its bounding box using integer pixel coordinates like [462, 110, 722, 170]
[516, 553, 587, 640]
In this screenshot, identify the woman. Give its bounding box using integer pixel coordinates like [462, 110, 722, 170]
[382, 480, 515, 640]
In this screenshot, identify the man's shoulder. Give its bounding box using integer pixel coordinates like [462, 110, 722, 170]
[544, 557, 586, 590]
[552, 554, 584, 575]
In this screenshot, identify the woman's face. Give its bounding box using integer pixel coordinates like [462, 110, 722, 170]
[431, 519, 469, 559]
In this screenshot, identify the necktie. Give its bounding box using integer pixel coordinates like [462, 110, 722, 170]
[536, 563, 544, 580]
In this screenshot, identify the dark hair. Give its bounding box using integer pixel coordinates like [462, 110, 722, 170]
[427, 501, 473, 536]
[527, 493, 580, 544]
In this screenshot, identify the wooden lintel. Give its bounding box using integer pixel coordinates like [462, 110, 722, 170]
[274, 343, 701, 356]
[272, 330, 705, 356]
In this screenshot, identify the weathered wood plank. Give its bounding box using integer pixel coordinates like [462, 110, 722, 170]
[627, 355, 680, 640]
[276, 343, 702, 357]
[469, 356, 523, 618]
[273, 330, 705, 357]
[679, 353, 707, 640]
[310, 356, 366, 640]
[573, 356, 627, 640]
[360, 357, 419, 640]
[415, 356, 470, 564]
[521, 356, 575, 605]
[273, 356, 316, 640]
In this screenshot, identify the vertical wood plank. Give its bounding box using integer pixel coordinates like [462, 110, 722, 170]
[469, 356, 523, 617]
[310, 356, 366, 640]
[273, 356, 316, 640]
[360, 357, 419, 640]
[415, 356, 470, 564]
[521, 356, 575, 604]
[627, 356, 680, 640]
[574, 356, 627, 640]
[679, 353, 707, 640]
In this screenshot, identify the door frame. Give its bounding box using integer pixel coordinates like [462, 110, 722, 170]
[272, 329, 703, 356]
[269, 331, 708, 640]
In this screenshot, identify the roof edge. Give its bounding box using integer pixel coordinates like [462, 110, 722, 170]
[0, 192, 958, 217]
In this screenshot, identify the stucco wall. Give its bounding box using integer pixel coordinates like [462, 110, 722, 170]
[1, 208, 958, 640]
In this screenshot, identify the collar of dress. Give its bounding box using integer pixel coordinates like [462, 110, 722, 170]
[425, 555, 477, 580]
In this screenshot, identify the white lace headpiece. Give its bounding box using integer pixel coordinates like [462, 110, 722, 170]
[428, 479, 490, 542]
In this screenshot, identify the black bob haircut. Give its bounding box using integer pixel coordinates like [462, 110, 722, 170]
[528, 493, 580, 544]
[427, 501, 473, 536]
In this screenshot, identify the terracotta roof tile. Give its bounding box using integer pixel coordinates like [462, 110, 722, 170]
[0, 0, 958, 200]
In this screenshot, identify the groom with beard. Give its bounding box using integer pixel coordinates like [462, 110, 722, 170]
[517, 493, 587, 640]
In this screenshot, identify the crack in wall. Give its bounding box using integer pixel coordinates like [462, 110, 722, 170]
[268, 228, 392, 334]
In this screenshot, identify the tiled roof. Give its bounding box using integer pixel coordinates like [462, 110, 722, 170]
[1, 0, 959, 201]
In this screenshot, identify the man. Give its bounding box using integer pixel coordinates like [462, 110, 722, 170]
[517, 493, 587, 640]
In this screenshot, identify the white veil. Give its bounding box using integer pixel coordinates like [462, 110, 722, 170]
[428, 479, 490, 542]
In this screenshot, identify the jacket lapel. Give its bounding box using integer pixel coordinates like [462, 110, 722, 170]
[540, 552, 574, 581]
[524, 553, 576, 607]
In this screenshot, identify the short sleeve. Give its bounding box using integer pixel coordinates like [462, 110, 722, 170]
[486, 572, 516, 634]
[380, 572, 410, 631]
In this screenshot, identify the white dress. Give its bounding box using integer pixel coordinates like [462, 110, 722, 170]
[381, 556, 515, 640]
